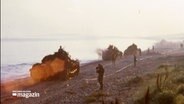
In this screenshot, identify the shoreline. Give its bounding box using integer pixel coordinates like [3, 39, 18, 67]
[1, 59, 100, 84]
[1, 74, 29, 84]
[1, 59, 102, 91]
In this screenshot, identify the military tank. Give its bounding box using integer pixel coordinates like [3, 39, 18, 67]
[102, 45, 122, 61]
[124, 43, 141, 56]
[30, 46, 80, 82]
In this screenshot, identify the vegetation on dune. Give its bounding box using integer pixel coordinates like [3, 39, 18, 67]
[133, 62, 184, 104]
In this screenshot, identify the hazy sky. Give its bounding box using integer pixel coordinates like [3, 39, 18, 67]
[1, 0, 184, 39]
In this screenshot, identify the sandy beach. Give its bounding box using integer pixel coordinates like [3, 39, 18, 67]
[1, 50, 184, 104]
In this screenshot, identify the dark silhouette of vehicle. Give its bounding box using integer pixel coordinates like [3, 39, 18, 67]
[124, 43, 141, 56]
[30, 46, 80, 82]
[102, 45, 122, 66]
[102, 45, 122, 60]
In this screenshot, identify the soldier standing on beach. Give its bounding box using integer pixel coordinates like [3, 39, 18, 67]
[134, 55, 137, 67]
[96, 64, 105, 90]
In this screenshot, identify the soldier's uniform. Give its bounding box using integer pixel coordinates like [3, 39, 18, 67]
[96, 64, 104, 90]
[134, 55, 137, 67]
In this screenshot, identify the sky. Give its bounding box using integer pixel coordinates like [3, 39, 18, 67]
[1, 0, 184, 39]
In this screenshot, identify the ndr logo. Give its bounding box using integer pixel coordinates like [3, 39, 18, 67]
[12, 90, 40, 98]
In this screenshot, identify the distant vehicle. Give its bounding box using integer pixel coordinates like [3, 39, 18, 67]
[102, 45, 122, 61]
[30, 47, 80, 82]
[124, 43, 141, 56]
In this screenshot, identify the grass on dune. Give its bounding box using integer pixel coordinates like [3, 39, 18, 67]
[133, 61, 184, 104]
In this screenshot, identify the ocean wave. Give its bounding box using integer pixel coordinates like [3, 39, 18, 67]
[1, 63, 32, 83]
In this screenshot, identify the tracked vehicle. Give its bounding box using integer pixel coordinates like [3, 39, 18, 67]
[30, 46, 80, 82]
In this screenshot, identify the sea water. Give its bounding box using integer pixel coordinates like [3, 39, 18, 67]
[1, 38, 156, 83]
